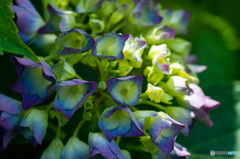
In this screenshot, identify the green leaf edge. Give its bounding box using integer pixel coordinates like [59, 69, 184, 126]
[0, 0, 39, 63]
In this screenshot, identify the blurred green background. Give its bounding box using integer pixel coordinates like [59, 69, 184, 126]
[160, 0, 240, 158]
[1, 0, 240, 158]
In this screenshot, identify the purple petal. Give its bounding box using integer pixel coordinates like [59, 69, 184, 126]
[0, 127, 16, 151]
[145, 25, 176, 44]
[203, 96, 220, 112]
[165, 107, 192, 137]
[92, 33, 129, 60]
[162, 9, 190, 34]
[192, 96, 219, 127]
[10, 0, 44, 44]
[133, 110, 157, 129]
[166, 76, 188, 96]
[123, 35, 147, 67]
[188, 64, 207, 73]
[186, 55, 198, 63]
[106, 75, 143, 107]
[38, 5, 76, 34]
[149, 115, 162, 142]
[149, 112, 184, 153]
[179, 83, 205, 109]
[0, 94, 22, 114]
[19, 109, 48, 144]
[129, 0, 162, 27]
[98, 106, 144, 141]
[0, 112, 21, 130]
[170, 142, 191, 158]
[153, 53, 171, 74]
[89, 133, 125, 159]
[11, 56, 56, 110]
[17, 127, 38, 147]
[56, 29, 95, 55]
[53, 79, 97, 120]
[158, 135, 176, 153]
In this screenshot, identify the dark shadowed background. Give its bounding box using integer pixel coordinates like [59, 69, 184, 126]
[0, 0, 240, 158]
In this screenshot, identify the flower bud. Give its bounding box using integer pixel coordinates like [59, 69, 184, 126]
[41, 138, 64, 159]
[110, 11, 124, 24]
[19, 108, 48, 145]
[60, 137, 89, 159]
[89, 19, 105, 33]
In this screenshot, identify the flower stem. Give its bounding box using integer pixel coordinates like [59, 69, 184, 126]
[56, 123, 61, 139]
[48, 122, 66, 139]
[74, 23, 89, 29]
[137, 99, 166, 111]
[111, 19, 128, 33]
[46, 102, 53, 112]
[130, 107, 139, 112]
[73, 119, 85, 137]
[110, 70, 120, 74]
[101, 92, 112, 101]
[116, 136, 121, 145]
[140, 92, 148, 98]
[43, 55, 59, 62]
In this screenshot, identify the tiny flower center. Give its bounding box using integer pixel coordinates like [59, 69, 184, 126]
[71, 87, 79, 93]
[120, 88, 129, 95]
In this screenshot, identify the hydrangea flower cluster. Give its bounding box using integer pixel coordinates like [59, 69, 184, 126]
[1, 0, 220, 158]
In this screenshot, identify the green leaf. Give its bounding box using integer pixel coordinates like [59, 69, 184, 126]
[0, 0, 39, 62]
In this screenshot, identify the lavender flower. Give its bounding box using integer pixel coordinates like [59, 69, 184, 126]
[98, 106, 144, 141]
[53, 79, 97, 120]
[106, 75, 143, 107]
[10, 0, 45, 44]
[12, 56, 56, 109]
[92, 33, 129, 60]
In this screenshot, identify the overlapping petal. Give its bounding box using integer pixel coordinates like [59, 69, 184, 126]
[188, 64, 207, 73]
[165, 107, 192, 137]
[19, 108, 48, 145]
[123, 35, 147, 68]
[38, 5, 76, 34]
[133, 110, 157, 130]
[55, 29, 95, 55]
[76, 0, 104, 13]
[145, 25, 175, 45]
[10, 0, 45, 44]
[0, 127, 16, 151]
[53, 79, 97, 120]
[146, 84, 173, 104]
[162, 9, 190, 34]
[89, 132, 125, 159]
[153, 53, 171, 74]
[12, 56, 56, 110]
[192, 96, 220, 127]
[149, 112, 185, 153]
[60, 137, 89, 159]
[92, 33, 129, 60]
[129, 0, 162, 27]
[148, 44, 170, 60]
[165, 76, 188, 97]
[106, 75, 143, 107]
[177, 83, 205, 109]
[0, 94, 22, 130]
[98, 106, 144, 141]
[152, 142, 190, 159]
[0, 95, 23, 151]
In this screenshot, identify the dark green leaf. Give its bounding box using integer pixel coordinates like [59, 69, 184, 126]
[0, 0, 39, 62]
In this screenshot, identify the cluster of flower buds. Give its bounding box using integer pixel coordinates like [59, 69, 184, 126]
[0, 0, 220, 158]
